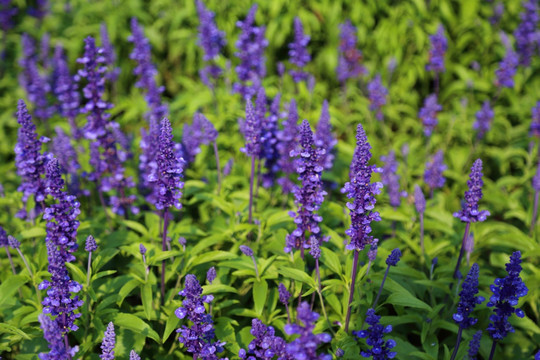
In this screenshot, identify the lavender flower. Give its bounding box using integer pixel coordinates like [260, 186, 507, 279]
[100, 322, 116, 360]
[130, 350, 141, 360]
[380, 151, 405, 209]
[426, 25, 447, 74]
[40, 158, 83, 341]
[234, 4, 268, 97]
[367, 74, 388, 121]
[284, 302, 332, 360]
[386, 249, 402, 267]
[474, 101, 494, 140]
[207, 267, 217, 284]
[181, 112, 218, 164]
[337, 20, 367, 83]
[260, 93, 281, 187]
[8, 235, 20, 249]
[277, 99, 300, 194]
[100, 23, 120, 82]
[495, 42, 518, 89]
[239, 319, 289, 360]
[285, 120, 327, 256]
[467, 331, 482, 360]
[424, 150, 447, 194]
[530, 102, 540, 137]
[14, 99, 51, 219]
[278, 283, 290, 305]
[52, 45, 80, 137]
[0, 226, 7, 247]
[419, 94, 442, 137]
[148, 118, 184, 210]
[453, 159, 490, 223]
[241, 99, 262, 157]
[353, 308, 396, 359]
[453, 264, 485, 328]
[51, 127, 79, 176]
[288, 17, 311, 83]
[38, 313, 78, 360]
[487, 251, 528, 341]
[0, 0, 18, 32]
[514, 0, 539, 67]
[85, 235, 97, 252]
[342, 124, 382, 251]
[139, 243, 147, 256]
[240, 245, 254, 256]
[372, 248, 400, 309]
[414, 184, 426, 214]
[490, 2, 504, 25]
[175, 274, 227, 359]
[314, 100, 337, 171]
[196, 0, 226, 61]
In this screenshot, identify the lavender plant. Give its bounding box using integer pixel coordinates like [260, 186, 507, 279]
[314, 100, 337, 172]
[337, 20, 367, 86]
[367, 74, 388, 121]
[288, 17, 311, 83]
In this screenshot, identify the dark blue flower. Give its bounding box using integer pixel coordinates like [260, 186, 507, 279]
[467, 330, 482, 360]
[261, 93, 281, 187]
[353, 308, 396, 359]
[239, 319, 289, 360]
[385, 249, 401, 267]
[453, 159, 490, 223]
[514, 0, 539, 67]
[38, 313, 79, 360]
[100, 23, 120, 82]
[426, 25, 447, 74]
[453, 264, 485, 328]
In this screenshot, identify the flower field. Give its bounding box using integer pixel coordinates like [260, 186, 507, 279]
[1, 0, 540, 359]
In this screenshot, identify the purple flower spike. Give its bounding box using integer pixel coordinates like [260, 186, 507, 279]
[419, 94, 442, 137]
[314, 100, 337, 171]
[176, 274, 227, 359]
[414, 184, 426, 214]
[240, 245, 254, 257]
[337, 20, 367, 83]
[278, 283, 291, 305]
[487, 251, 528, 341]
[53, 45, 81, 137]
[207, 266, 217, 283]
[474, 101, 494, 140]
[130, 350, 141, 360]
[453, 159, 490, 223]
[85, 235, 97, 252]
[533, 163, 540, 191]
[234, 5, 268, 98]
[353, 308, 396, 359]
[51, 127, 79, 176]
[100, 322, 116, 360]
[380, 151, 406, 209]
[495, 39, 518, 89]
[39, 313, 79, 360]
[426, 25, 448, 74]
[196, 0, 226, 61]
[241, 99, 262, 157]
[367, 74, 388, 121]
[148, 118, 184, 210]
[285, 120, 327, 255]
[284, 302, 332, 360]
[467, 330, 482, 359]
[8, 235, 20, 249]
[0, 1, 18, 32]
[514, 0, 539, 67]
[139, 243, 147, 256]
[239, 319, 288, 360]
[424, 150, 447, 194]
[386, 249, 401, 267]
[260, 93, 281, 187]
[342, 124, 382, 251]
[288, 17, 311, 83]
[530, 101, 540, 137]
[100, 24, 120, 83]
[453, 264, 485, 328]
[15, 99, 51, 219]
[277, 99, 300, 194]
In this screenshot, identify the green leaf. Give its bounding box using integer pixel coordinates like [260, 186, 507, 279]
[20, 227, 46, 239]
[162, 309, 181, 343]
[117, 278, 142, 306]
[321, 247, 342, 275]
[253, 280, 268, 316]
[149, 250, 182, 265]
[114, 313, 160, 343]
[66, 262, 86, 286]
[202, 284, 239, 295]
[121, 220, 149, 237]
[141, 283, 153, 320]
[0, 275, 28, 307]
[91, 270, 117, 281]
[187, 251, 236, 269]
[0, 322, 31, 340]
[386, 293, 432, 312]
[278, 267, 316, 288]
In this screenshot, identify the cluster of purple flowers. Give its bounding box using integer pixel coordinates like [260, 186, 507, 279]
[473, 101, 494, 140]
[514, 0, 539, 67]
[285, 120, 327, 256]
[337, 20, 367, 84]
[367, 74, 388, 121]
[453, 159, 490, 223]
[530, 102, 540, 137]
[424, 150, 446, 194]
[175, 274, 227, 359]
[487, 251, 528, 341]
[288, 17, 311, 83]
[196, 0, 226, 89]
[353, 308, 396, 359]
[14, 99, 52, 219]
[234, 4, 268, 98]
[100, 24, 120, 83]
[239, 319, 289, 360]
[0, 0, 18, 32]
[241, 98, 262, 158]
[453, 264, 485, 328]
[495, 34, 519, 89]
[419, 94, 442, 137]
[276, 99, 300, 193]
[380, 151, 405, 209]
[38, 314, 79, 360]
[260, 93, 281, 187]
[314, 100, 336, 172]
[100, 322, 116, 360]
[181, 112, 218, 164]
[341, 124, 382, 251]
[426, 25, 447, 74]
[39, 158, 83, 356]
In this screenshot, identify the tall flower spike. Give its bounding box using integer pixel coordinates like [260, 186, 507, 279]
[284, 302, 332, 360]
[453, 264, 485, 328]
[353, 308, 397, 359]
[85, 235, 97, 253]
[239, 319, 289, 360]
[196, 0, 226, 61]
[495, 35, 518, 89]
[419, 94, 442, 137]
[337, 20, 367, 84]
[0, 1, 18, 32]
[288, 17, 311, 83]
[530, 102, 540, 137]
[426, 25, 447, 74]
[277, 99, 300, 194]
[372, 248, 401, 309]
[100, 322, 116, 360]
[314, 100, 337, 171]
[514, 0, 539, 67]
[474, 101, 494, 140]
[234, 4, 268, 97]
[487, 251, 528, 341]
[454, 159, 490, 223]
[175, 274, 227, 359]
[285, 120, 327, 256]
[148, 117, 184, 211]
[260, 93, 281, 187]
[414, 184, 426, 214]
[100, 23, 120, 82]
[130, 350, 141, 360]
[367, 74, 388, 121]
[380, 151, 405, 209]
[467, 330, 482, 360]
[38, 313, 79, 359]
[15, 99, 51, 219]
[241, 99, 262, 157]
[424, 150, 447, 195]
